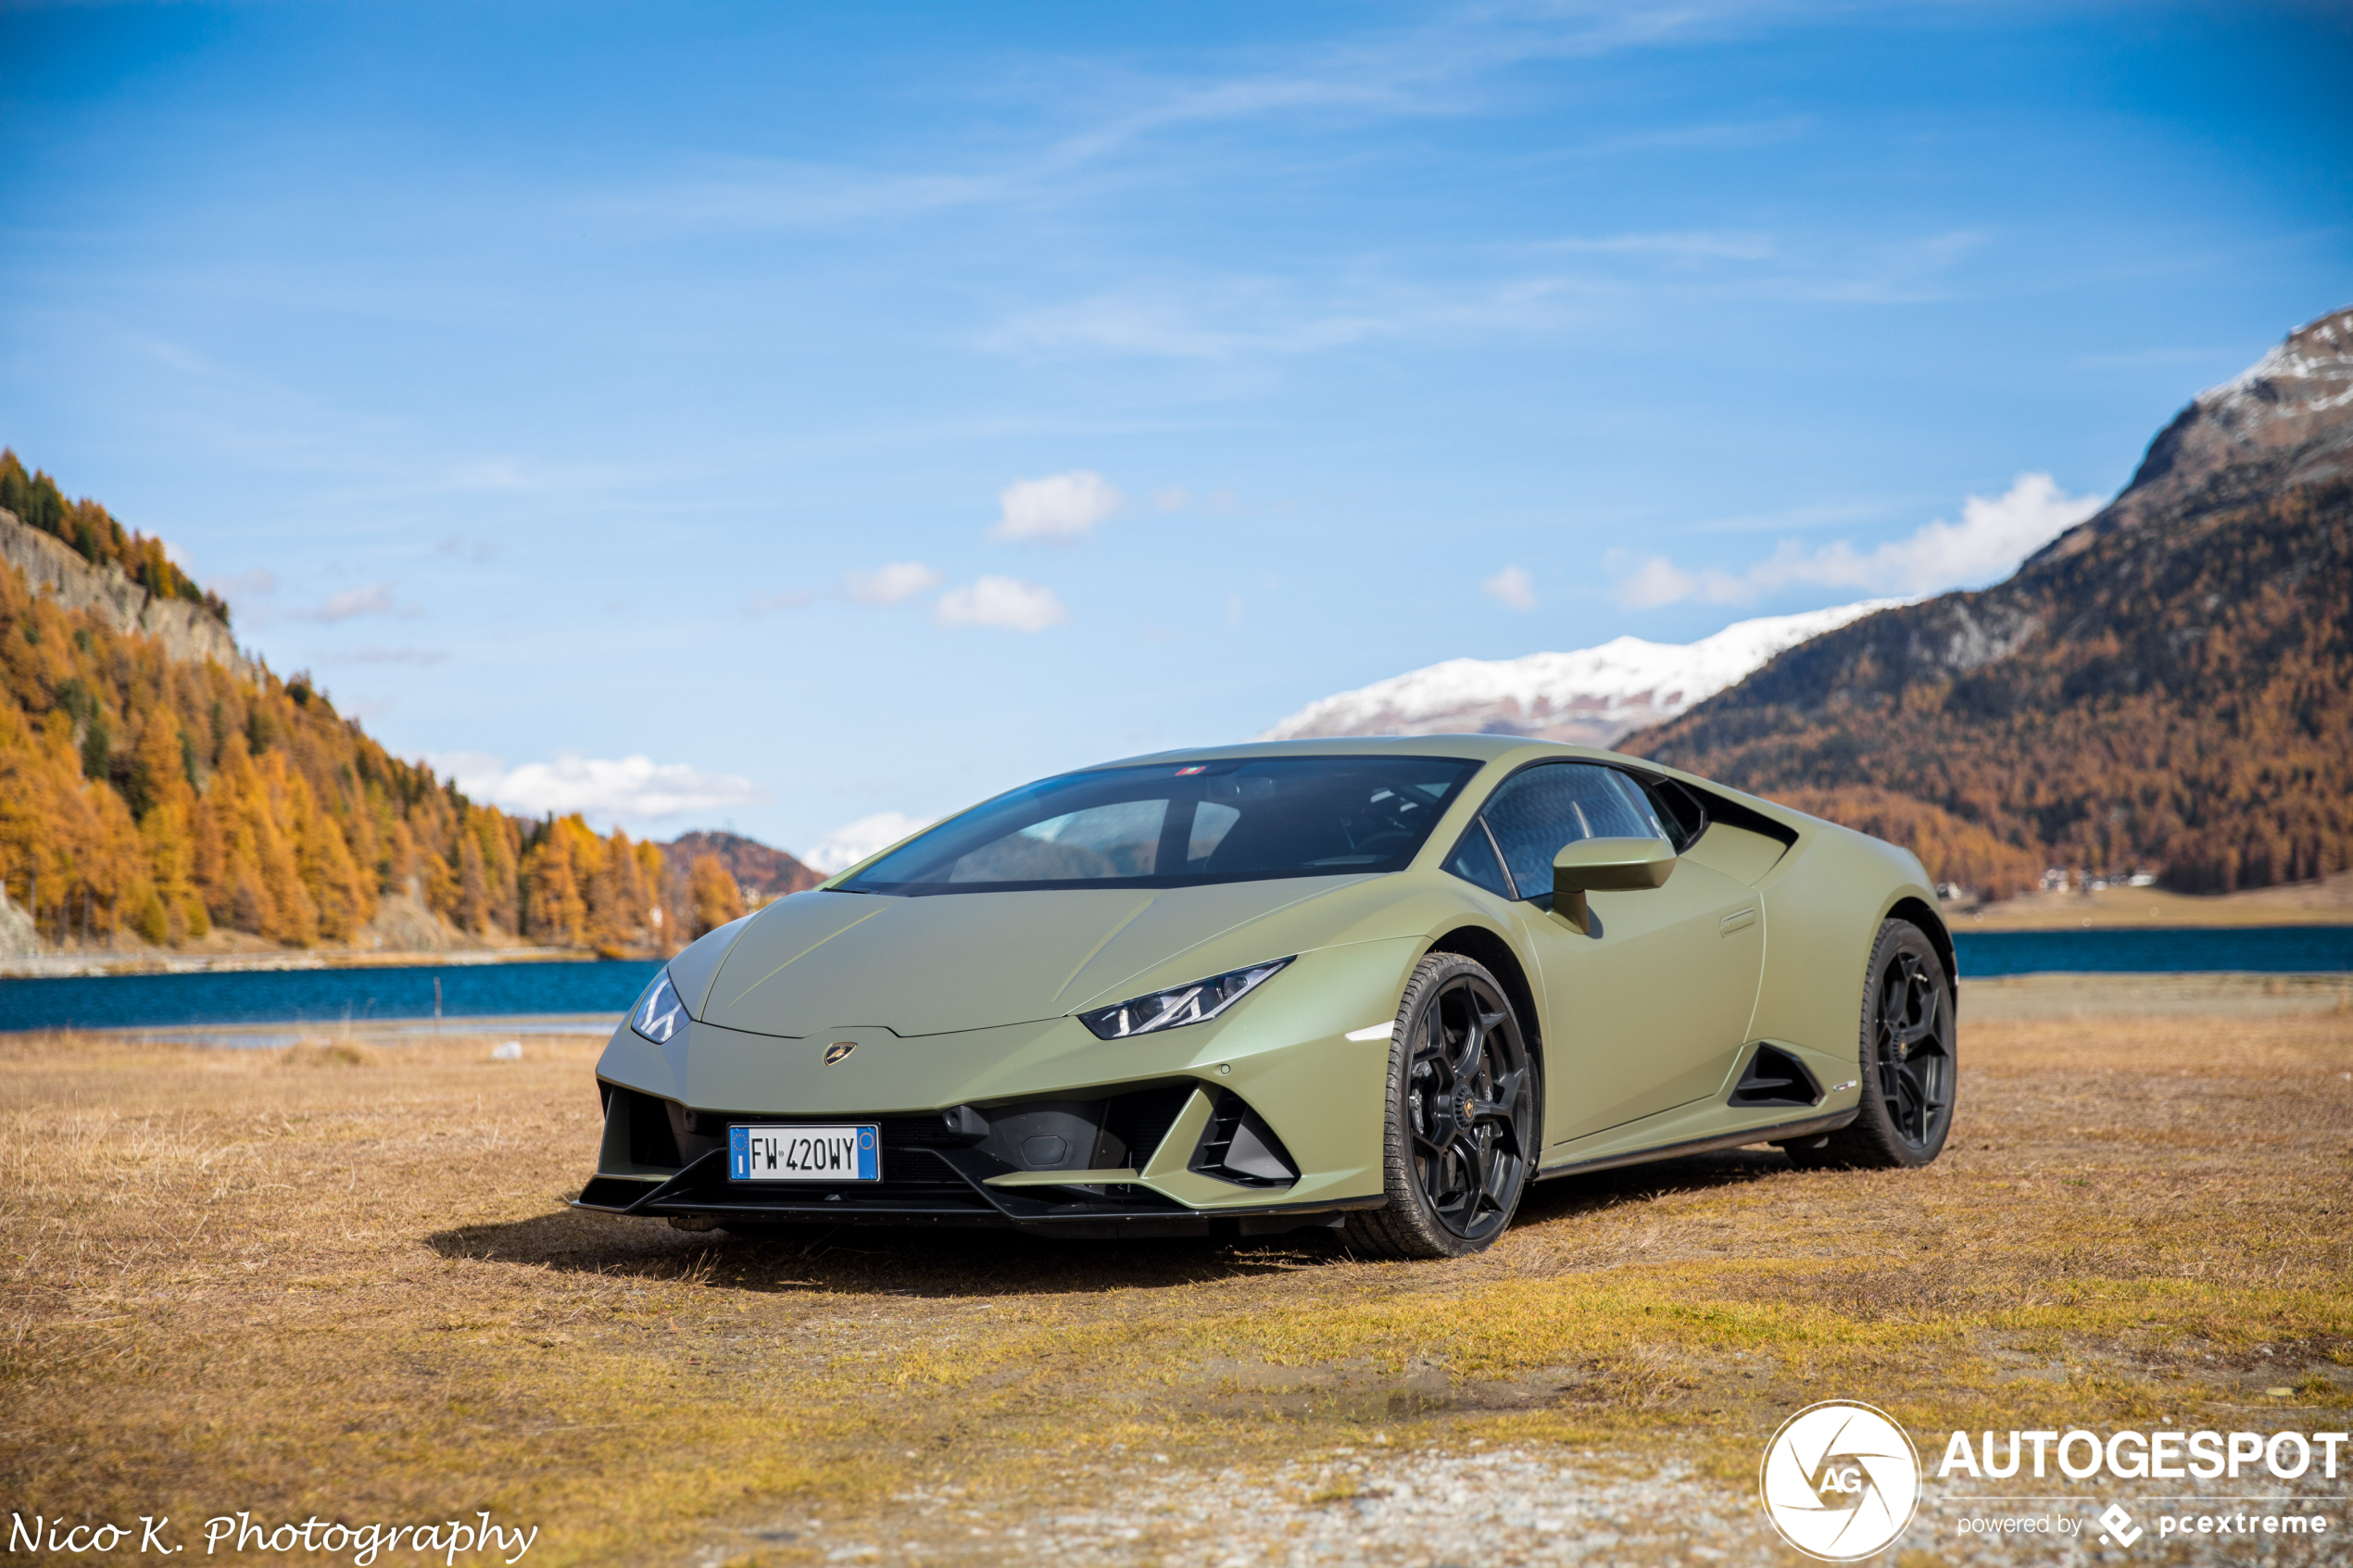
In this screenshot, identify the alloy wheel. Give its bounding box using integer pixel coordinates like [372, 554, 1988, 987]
[1873, 949, 1952, 1148]
[1403, 973, 1533, 1243]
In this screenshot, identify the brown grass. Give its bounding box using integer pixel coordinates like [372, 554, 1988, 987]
[2, 1008, 2349, 1563]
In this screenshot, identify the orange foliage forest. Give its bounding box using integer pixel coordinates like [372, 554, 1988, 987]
[1, 542, 735, 955]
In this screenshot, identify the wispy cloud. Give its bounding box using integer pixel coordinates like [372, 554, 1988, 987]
[296, 583, 396, 622]
[1614, 473, 2104, 608]
[340, 646, 449, 666]
[1534, 230, 1778, 261]
[434, 535, 497, 562]
[576, 2, 1790, 234]
[989, 471, 1123, 543]
[983, 273, 1579, 360]
[984, 226, 1982, 362]
[935, 575, 1070, 632]
[431, 752, 769, 824]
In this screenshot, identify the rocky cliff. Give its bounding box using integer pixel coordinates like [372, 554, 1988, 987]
[1, 506, 256, 681]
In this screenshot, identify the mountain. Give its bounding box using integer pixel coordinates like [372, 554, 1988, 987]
[1259, 600, 1902, 747]
[1, 456, 682, 957]
[658, 830, 824, 901]
[1623, 307, 2353, 897]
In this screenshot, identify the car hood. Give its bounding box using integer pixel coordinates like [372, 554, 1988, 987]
[695, 878, 1382, 1038]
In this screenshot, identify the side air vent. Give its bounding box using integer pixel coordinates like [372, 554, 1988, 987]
[1189, 1092, 1299, 1187]
[1730, 1044, 1822, 1109]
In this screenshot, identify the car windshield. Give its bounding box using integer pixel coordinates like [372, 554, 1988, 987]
[839, 756, 1483, 895]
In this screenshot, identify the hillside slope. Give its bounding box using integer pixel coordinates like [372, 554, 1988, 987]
[1624, 308, 2353, 896]
[659, 830, 824, 901]
[0, 455, 690, 954]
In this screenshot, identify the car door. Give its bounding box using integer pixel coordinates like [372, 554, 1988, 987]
[1466, 762, 1766, 1148]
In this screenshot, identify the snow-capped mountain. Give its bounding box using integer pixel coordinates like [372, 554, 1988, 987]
[2033, 306, 2353, 566]
[1258, 600, 1904, 748]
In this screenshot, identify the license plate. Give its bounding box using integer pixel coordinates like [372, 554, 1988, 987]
[728, 1123, 881, 1182]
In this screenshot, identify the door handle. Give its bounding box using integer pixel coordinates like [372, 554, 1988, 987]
[1719, 908, 1757, 935]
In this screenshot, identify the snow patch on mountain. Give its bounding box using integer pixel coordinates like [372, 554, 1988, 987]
[1259, 599, 1906, 747]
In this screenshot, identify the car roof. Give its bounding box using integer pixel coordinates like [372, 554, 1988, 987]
[1082, 734, 1623, 770]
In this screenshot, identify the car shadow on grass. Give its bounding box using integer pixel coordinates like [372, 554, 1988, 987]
[424, 1149, 1794, 1298]
[424, 1204, 1353, 1297]
[1516, 1147, 1793, 1226]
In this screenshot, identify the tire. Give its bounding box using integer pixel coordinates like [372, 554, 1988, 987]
[1782, 920, 1956, 1170]
[1349, 954, 1539, 1261]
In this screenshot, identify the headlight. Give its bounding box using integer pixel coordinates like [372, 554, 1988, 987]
[629, 970, 686, 1043]
[1078, 957, 1292, 1040]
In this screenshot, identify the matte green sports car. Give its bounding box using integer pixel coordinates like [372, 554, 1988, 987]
[577, 738, 1957, 1258]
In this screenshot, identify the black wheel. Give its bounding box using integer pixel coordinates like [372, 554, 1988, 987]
[1350, 954, 1538, 1260]
[1782, 920, 1956, 1170]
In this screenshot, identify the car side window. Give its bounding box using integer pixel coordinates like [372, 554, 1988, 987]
[1443, 822, 1514, 899]
[1478, 763, 1666, 902]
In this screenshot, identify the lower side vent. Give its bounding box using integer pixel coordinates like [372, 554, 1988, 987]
[1189, 1093, 1299, 1187]
[1730, 1044, 1822, 1109]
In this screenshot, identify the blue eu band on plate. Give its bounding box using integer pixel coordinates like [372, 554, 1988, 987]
[728, 1124, 881, 1182]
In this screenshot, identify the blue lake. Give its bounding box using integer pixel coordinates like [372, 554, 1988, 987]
[1951, 924, 2353, 978]
[0, 925, 2347, 1034]
[0, 959, 662, 1034]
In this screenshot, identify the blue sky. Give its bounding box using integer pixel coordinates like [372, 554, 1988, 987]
[4, 2, 2347, 863]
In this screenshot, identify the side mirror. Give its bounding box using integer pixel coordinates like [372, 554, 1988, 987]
[1552, 835, 1676, 934]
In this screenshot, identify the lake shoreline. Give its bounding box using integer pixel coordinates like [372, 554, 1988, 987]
[0, 944, 609, 980]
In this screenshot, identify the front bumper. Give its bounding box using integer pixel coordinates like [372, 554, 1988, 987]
[573, 1082, 1387, 1237]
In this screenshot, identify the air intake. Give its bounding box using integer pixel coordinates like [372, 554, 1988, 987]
[1729, 1044, 1822, 1108]
[1189, 1092, 1299, 1187]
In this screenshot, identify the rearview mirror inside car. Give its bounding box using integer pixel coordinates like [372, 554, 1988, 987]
[1552, 835, 1676, 934]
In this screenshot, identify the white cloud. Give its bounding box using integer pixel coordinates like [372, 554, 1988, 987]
[1615, 555, 1702, 609]
[1614, 473, 2104, 608]
[1482, 564, 1537, 610]
[299, 583, 396, 622]
[804, 810, 935, 875]
[988, 470, 1123, 542]
[431, 752, 769, 824]
[846, 560, 944, 605]
[935, 575, 1069, 633]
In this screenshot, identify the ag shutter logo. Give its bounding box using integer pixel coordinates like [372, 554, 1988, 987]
[1760, 1400, 1923, 1561]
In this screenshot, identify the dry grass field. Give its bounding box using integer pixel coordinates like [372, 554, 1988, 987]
[4, 983, 2350, 1565]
